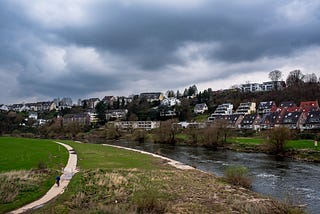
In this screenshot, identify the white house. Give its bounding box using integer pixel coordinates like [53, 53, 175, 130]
[194, 103, 208, 114]
[0, 104, 9, 111]
[161, 97, 181, 107]
[29, 112, 38, 120]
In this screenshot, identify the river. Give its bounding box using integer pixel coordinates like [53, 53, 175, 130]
[107, 140, 320, 214]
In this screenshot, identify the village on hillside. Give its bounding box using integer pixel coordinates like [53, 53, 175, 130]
[1, 69, 320, 134]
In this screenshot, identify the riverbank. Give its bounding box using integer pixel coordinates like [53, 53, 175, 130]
[33, 140, 302, 213]
[224, 139, 320, 163]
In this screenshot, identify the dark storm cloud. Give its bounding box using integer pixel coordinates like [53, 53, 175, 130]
[1, 0, 320, 103]
[55, 1, 320, 66]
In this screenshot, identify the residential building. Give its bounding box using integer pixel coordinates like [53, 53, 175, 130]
[106, 109, 127, 120]
[303, 111, 320, 129]
[113, 121, 160, 130]
[0, 104, 8, 111]
[260, 111, 281, 129]
[276, 101, 297, 111]
[234, 102, 256, 115]
[88, 112, 98, 124]
[260, 81, 286, 91]
[257, 101, 277, 114]
[161, 97, 181, 107]
[209, 114, 243, 129]
[240, 83, 262, 92]
[9, 103, 27, 112]
[140, 92, 164, 102]
[102, 96, 117, 107]
[63, 113, 91, 126]
[211, 103, 233, 116]
[194, 103, 208, 114]
[81, 98, 100, 109]
[278, 111, 305, 129]
[299, 101, 319, 114]
[28, 112, 38, 120]
[240, 114, 260, 130]
[160, 110, 177, 117]
[240, 81, 285, 92]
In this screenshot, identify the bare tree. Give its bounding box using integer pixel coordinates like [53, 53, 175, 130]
[154, 119, 179, 144]
[286, 69, 304, 87]
[266, 126, 291, 154]
[269, 70, 282, 81]
[304, 73, 318, 83]
[268, 70, 282, 90]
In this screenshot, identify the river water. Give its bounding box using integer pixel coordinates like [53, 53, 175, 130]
[107, 140, 320, 214]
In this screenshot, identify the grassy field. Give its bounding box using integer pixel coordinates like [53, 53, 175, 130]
[33, 141, 301, 214]
[229, 137, 320, 151]
[0, 137, 68, 213]
[286, 139, 320, 150]
[228, 137, 265, 145]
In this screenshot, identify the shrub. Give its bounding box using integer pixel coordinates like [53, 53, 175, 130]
[37, 161, 47, 170]
[265, 126, 291, 154]
[298, 132, 317, 140]
[132, 129, 147, 143]
[224, 165, 252, 188]
[132, 185, 167, 213]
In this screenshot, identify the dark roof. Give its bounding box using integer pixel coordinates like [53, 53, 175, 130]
[140, 93, 162, 99]
[299, 101, 319, 113]
[258, 101, 276, 110]
[210, 114, 241, 125]
[241, 114, 258, 125]
[195, 103, 207, 109]
[280, 112, 302, 124]
[279, 101, 296, 108]
[305, 111, 320, 124]
[260, 112, 281, 125]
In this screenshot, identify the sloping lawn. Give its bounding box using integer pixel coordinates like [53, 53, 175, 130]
[0, 137, 68, 213]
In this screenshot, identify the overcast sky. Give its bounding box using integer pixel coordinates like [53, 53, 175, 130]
[1, 0, 320, 104]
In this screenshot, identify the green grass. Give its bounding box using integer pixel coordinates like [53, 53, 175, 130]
[194, 113, 210, 122]
[228, 137, 265, 145]
[176, 133, 189, 142]
[0, 137, 68, 213]
[286, 139, 320, 150]
[229, 137, 320, 151]
[62, 140, 159, 170]
[0, 137, 68, 172]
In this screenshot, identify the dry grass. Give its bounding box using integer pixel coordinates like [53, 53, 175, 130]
[35, 168, 304, 214]
[0, 170, 45, 203]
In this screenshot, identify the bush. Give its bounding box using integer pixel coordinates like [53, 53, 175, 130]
[132, 129, 147, 143]
[298, 132, 317, 140]
[224, 165, 252, 188]
[265, 126, 291, 154]
[37, 161, 47, 170]
[132, 185, 167, 213]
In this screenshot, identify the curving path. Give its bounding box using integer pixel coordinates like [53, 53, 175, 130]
[102, 144, 195, 170]
[11, 142, 78, 214]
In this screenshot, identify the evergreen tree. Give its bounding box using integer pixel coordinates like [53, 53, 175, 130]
[95, 101, 107, 125]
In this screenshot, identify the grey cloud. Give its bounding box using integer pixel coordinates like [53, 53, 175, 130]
[48, 0, 320, 70]
[1, 0, 320, 103]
